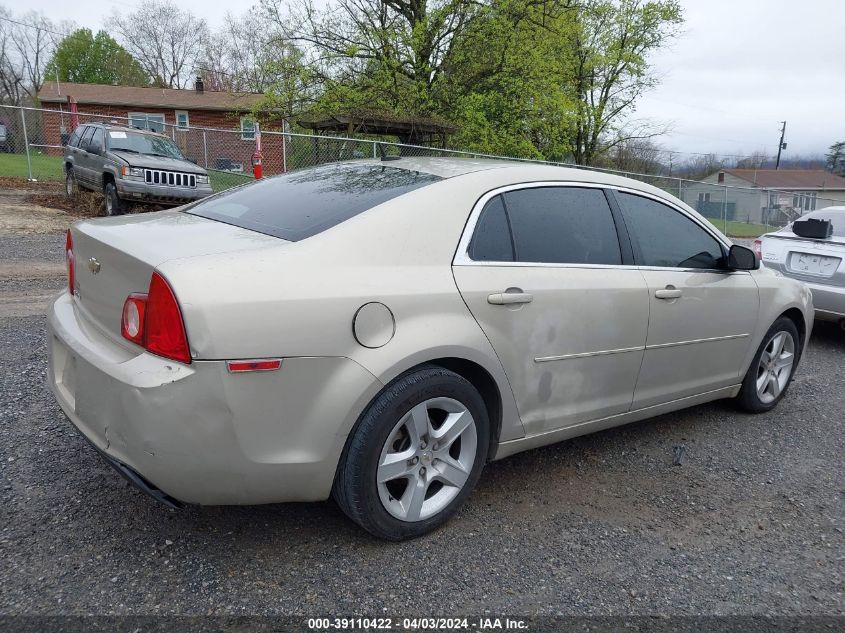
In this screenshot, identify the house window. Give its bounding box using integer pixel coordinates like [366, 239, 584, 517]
[792, 192, 817, 212]
[697, 192, 711, 203]
[128, 113, 165, 133]
[241, 117, 256, 141]
[175, 110, 189, 130]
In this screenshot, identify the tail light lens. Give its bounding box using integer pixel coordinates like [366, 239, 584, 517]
[120, 272, 191, 364]
[752, 239, 762, 259]
[65, 229, 75, 294]
[120, 293, 147, 345]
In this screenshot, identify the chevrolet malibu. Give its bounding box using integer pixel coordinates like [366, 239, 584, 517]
[48, 158, 813, 540]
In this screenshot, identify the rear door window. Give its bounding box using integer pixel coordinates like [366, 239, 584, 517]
[503, 187, 622, 265]
[185, 163, 442, 241]
[78, 126, 94, 151]
[66, 127, 83, 148]
[468, 195, 514, 262]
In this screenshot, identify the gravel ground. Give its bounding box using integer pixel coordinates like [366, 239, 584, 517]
[0, 227, 842, 620]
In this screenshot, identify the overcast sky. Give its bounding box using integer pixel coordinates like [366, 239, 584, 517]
[14, 0, 845, 160]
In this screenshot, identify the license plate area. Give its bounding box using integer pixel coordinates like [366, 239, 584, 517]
[787, 251, 841, 277]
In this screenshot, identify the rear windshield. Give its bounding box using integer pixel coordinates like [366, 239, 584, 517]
[185, 163, 442, 241]
[803, 211, 845, 237]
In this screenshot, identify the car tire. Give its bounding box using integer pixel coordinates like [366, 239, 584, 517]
[65, 169, 77, 198]
[104, 181, 125, 216]
[333, 365, 490, 541]
[735, 316, 801, 413]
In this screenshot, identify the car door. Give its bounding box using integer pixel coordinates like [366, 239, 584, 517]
[75, 126, 96, 188]
[452, 185, 650, 436]
[86, 127, 106, 191]
[612, 190, 760, 409]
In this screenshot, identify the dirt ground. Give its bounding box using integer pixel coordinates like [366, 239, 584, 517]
[0, 189, 81, 234]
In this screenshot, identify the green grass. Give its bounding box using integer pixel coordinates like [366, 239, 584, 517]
[703, 218, 769, 238]
[0, 152, 252, 193]
[0, 152, 64, 181]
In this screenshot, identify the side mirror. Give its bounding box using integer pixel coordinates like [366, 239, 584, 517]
[727, 244, 759, 270]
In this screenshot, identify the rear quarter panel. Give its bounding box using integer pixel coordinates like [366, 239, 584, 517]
[160, 171, 526, 442]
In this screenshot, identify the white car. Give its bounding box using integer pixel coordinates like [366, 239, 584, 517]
[756, 207, 845, 327]
[48, 158, 813, 540]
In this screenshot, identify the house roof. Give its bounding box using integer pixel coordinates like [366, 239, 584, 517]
[724, 169, 845, 190]
[38, 82, 264, 112]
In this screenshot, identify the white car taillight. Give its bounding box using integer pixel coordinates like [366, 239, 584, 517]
[752, 239, 762, 259]
[121, 272, 191, 364]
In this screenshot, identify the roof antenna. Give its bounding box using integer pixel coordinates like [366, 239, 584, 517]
[378, 142, 401, 161]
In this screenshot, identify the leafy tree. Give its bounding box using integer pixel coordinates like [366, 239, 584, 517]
[569, 0, 683, 165]
[44, 29, 148, 87]
[826, 141, 845, 176]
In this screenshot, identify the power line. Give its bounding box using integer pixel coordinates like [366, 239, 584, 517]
[0, 15, 66, 38]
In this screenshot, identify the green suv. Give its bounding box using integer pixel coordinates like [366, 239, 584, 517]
[64, 123, 213, 215]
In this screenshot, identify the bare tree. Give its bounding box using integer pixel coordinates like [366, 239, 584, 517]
[113, 1, 209, 89]
[0, 8, 65, 104]
[200, 9, 291, 93]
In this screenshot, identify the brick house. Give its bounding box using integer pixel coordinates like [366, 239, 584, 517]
[37, 81, 287, 175]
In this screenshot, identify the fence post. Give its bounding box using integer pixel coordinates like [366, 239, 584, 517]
[202, 131, 208, 169]
[282, 131, 287, 173]
[20, 107, 33, 181]
[723, 185, 728, 234]
[677, 178, 682, 200]
[373, 141, 377, 159]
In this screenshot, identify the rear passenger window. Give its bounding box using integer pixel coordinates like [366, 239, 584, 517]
[79, 127, 94, 151]
[503, 187, 622, 265]
[616, 192, 725, 269]
[66, 127, 82, 147]
[468, 196, 514, 262]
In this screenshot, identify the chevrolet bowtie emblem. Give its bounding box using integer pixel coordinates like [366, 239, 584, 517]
[87, 257, 101, 274]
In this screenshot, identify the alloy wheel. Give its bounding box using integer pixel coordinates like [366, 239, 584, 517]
[377, 397, 477, 522]
[755, 331, 795, 404]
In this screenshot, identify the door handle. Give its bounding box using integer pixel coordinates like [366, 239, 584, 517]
[488, 292, 533, 305]
[655, 286, 682, 300]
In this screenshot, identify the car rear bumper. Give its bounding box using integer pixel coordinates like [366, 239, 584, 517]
[47, 291, 383, 506]
[803, 281, 845, 321]
[116, 179, 213, 205]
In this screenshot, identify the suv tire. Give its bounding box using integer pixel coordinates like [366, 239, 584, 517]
[104, 181, 125, 216]
[65, 169, 77, 198]
[333, 365, 489, 541]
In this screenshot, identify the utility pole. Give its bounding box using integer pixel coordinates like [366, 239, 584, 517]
[775, 121, 787, 170]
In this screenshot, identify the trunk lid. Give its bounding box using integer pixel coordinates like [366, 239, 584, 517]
[70, 210, 283, 341]
[761, 231, 845, 287]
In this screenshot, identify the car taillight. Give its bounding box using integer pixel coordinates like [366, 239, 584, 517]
[120, 272, 191, 364]
[65, 229, 75, 294]
[752, 239, 762, 259]
[120, 293, 147, 345]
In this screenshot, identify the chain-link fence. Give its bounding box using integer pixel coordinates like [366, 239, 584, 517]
[2, 103, 843, 236]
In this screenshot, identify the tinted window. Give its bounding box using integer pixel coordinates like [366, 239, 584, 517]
[502, 187, 621, 265]
[186, 163, 442, 241]
[79, 126, 94, 151]
[67, 127, 82, 148]
[617, 192, 724, 269]
[469, 196, 514, 262]
[89, 127, 104, 152]
[804, 210, 845, 237]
